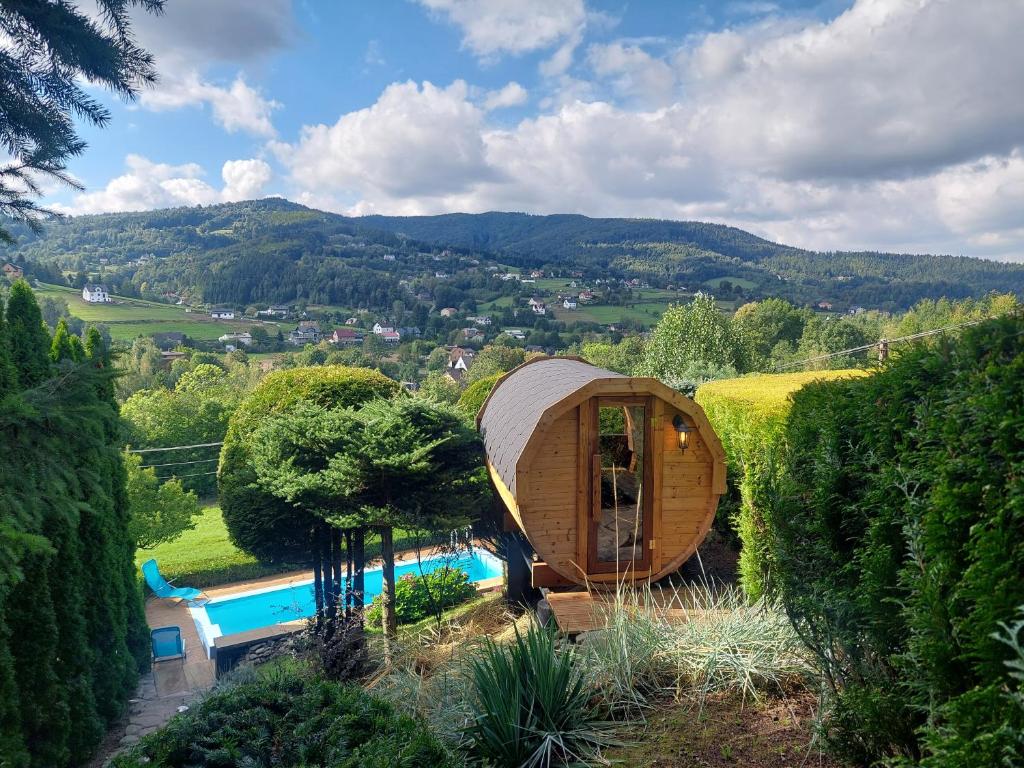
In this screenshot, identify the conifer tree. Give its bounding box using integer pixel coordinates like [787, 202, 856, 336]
[5, 280, 50, 387]
[0, 0, 165, 239]
[0, 296, 16, 397]
[50, 318, 75, 362]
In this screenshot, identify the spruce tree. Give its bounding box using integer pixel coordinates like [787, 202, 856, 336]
[5, 280, 50, 388]
[0, 0, 164, 239]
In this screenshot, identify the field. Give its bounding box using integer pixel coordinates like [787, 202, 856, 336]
[704, 276, 758, 290]
[34, 283, 276, 342]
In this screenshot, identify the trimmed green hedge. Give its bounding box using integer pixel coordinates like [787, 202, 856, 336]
[695, 370, 865, 598]
[112, 660, 456, 768]
[771, 316, 1024, 766]
[457, 372, 501, 417]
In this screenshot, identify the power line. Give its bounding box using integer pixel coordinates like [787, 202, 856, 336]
[153, 470, 219, 480]
[127, 441, 223, 454]
[775, 316, 996, 372]
[140, 457, 219, 469]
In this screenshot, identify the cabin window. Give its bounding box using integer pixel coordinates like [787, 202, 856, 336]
[593, 401, 649, 568]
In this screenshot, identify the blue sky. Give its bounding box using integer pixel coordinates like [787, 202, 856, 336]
[48, 0, 1024, 261]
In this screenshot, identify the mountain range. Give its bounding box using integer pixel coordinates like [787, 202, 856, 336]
[3, 199, 1022, 312]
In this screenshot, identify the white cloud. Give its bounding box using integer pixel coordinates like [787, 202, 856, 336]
[54, 156, 272, 215]
[482, 82, 528, 110]
[221, 159, 274, 202]
[272, 80, 493, 203]
[141, 73, 279, 137]
[416, 0, 586, 58]
[586, 43, 677, 107]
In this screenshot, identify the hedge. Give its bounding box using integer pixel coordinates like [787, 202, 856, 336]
[695, 370, 866, 599]
[770, 316, 1024, 765]
[456, 372, 501, 417]
[112, 660, 456, 768]
[0, 285, 148, 768]
[219, 366, 400, 564]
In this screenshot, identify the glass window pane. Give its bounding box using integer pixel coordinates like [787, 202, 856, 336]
[596, 404, 645, 564]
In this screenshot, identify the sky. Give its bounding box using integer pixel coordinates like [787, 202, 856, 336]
[44, 0, 1024, 261]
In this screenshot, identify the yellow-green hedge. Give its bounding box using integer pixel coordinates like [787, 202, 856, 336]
[695, 370, 867, 598]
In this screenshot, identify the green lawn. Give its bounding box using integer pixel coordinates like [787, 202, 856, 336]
[704, 276, 758, 291]
[136, 505, 287, 588]
[35, 283, 276, 342]
[137, 505, 452, 589]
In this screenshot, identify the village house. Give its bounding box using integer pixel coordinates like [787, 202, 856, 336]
[578, 290, 595, 302]
[504, 329, 527, 341]
[381, 330, 401, 344]
[3, 263, 24, 281]
[531, 302, 547, 316]
[397, 326, 422, 338]
[257, 304, 291, 317]
[439, 307, 458, 318]
[218, 332, 253, 347]
[562, 298, 578, 310]
[817, 301, 834, 311]
[449, 347, 475, 371]
[372, 322, 395, 335]
[158, 350, 187, 367]
[210, 307, 235, 319]
[382, 253, 396, 261]
[462, 327, 482, 341]
[344, 317, 359, 325]
[288, 326, 319, 346]
[82, 284, 111, 303]
[329, 328, 363, 345]
[469, 316, 492, 326]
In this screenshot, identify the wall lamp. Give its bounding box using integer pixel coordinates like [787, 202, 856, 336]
[672, 414, 693, 452]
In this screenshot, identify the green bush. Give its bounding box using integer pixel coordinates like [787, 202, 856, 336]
[111, 660, 456, 768]
[456, 372, 501, 417]
[366, 568, 476, 626]
[694, 370, 865, 599]
[219, 366, 400, 563]
[466, 623, 615, 767]
[770, 316, 1024, 766]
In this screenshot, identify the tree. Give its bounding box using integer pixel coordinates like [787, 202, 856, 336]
[123, 453, 201, 549]
[636, 293, 739, 387]
[0, 0, 163, 240]
[732, 298, 810, 371]
[326, 398, 486, 657]
[464, 345, 525, 383]
[5, 280, 51, 388]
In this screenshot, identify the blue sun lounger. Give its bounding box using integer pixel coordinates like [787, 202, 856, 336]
[141, 559, 209, 606]
[151, 626, 186, 662]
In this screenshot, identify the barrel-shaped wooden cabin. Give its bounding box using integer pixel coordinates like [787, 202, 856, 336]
[477, 357, 726, 587]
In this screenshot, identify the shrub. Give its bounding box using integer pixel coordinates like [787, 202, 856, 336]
[466, 623, 616, 767]
[770, 316, 1024, 765]
[111, 660, 456, 768]
[366, 568, 477, 626]
[457, 372, 501, 417]
[694, 370, 865, 599]
[219, 366, 400, 563]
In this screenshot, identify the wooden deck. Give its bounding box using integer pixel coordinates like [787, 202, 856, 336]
[545, 589, 732, 634]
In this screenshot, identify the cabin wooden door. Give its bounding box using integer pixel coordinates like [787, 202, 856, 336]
[586, 396, 654, 574]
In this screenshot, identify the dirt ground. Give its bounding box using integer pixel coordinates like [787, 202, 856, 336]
[605, 691, 842, 768]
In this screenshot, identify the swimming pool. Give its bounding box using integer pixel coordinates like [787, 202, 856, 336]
[189, 549, 503, 652]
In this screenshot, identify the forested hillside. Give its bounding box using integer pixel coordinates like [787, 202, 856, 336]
[3, 200, 1023, 312]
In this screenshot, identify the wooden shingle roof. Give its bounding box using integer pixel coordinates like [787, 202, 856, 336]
[477, 357, 624, 495]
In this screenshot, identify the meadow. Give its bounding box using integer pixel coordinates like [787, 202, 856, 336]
[34, 283, 272, 342]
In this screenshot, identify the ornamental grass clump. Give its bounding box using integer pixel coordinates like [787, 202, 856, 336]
[582, 577, 812, 717]
[466, 622, 618, 768]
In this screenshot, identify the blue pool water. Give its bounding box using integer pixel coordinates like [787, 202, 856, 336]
[201, 550, 503, 637]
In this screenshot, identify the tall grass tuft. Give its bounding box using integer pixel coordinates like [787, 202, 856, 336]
[466, 622, 618, 768]
[582, 576, 811, 715]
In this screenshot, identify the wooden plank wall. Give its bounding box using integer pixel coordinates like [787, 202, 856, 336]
[659, 404, 717, 571]
[522, 408, 580, 578]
